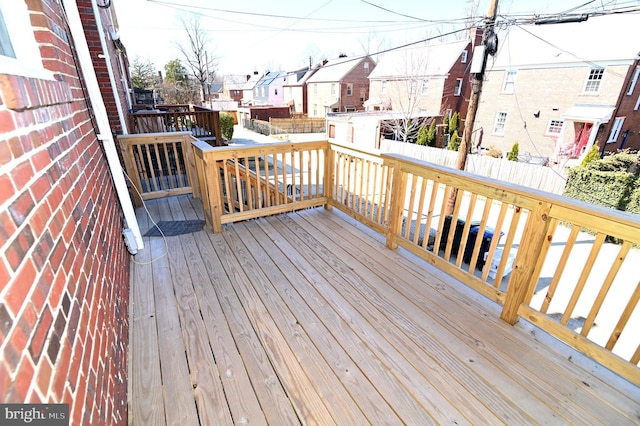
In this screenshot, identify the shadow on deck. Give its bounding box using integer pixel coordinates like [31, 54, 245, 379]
[128, 195, 640, 425]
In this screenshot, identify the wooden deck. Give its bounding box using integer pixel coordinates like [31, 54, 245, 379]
[128, 194, 640, 425]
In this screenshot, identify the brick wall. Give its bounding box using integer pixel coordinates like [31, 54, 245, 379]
[0, 1, 130, 425]
[341, 57, 375, 112]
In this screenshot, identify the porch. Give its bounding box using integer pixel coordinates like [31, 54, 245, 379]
[128, 195, 639, 425]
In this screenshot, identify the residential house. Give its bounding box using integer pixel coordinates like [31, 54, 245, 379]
[472, 14, 640, 160]
[0, 0, 138, 423]
[283, 66, 318, 115]
[366, 34, 480, 121]
[601, 56, 640, 153]
[306, 55, 376, 118]
[204, 81, 224, 102]
[223, 74, 248, 103]
[241, 71, 261, 105]
[253, 70, 287, 106]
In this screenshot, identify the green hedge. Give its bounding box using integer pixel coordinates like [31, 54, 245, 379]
[564, 150, 639, 212]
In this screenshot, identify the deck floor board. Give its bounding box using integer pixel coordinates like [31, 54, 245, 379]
[128, 195, 640, 425]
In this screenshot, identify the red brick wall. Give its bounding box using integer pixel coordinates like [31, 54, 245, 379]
[0, 1, 130, 425]
[341, 57, 375, 111]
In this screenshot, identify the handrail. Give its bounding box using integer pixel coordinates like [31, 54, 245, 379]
[130, 109, 223, 145]
[118, 132, 200, 206]
[192, 138, 640, 386]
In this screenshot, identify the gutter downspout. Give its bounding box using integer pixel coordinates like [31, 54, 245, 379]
[62, 0, 143, 252]
[92, 0, 129, 135]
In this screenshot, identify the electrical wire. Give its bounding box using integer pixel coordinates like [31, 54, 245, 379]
[122, 168, 170, 265]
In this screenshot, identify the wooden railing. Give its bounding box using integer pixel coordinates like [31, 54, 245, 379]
[130, 108, 223, 145]
[192, 139, 640, 386]
[118, 132, 200, 206]
[192, 140, 327, 231]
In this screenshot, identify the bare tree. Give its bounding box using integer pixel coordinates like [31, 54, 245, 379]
[378, 45, 433, 143]
[175, 16, 217, 102]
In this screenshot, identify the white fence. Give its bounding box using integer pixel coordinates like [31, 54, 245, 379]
[380, 139, 568, 195]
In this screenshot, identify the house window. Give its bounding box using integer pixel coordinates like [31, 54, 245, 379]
[331, 83, 336, 96]
[344, 106, 356, 112]
[502, 70, 517, 93]
[0, 0, 52, 79]
[274, 88, 278, 95]
[421, 79, 428, 95]
[635, 94, 640, 111]
[346, 83, 353, 96]
[607, 117, 625, 143]
[359, 91, 365, 102]
[454, 79, 463, 96]
[409, 80, 417, 95]
[364, 62, 370, 74]
[461, 50, 468, 63]
[493, 112, 507, 134]
[313, 104, 317, 116]
[584, 68, 604, 93]
[314, 83, 317, 95]
[627, 67, 640, 95]
[546, 120, 563, 134]
[380, 80, 386, 94]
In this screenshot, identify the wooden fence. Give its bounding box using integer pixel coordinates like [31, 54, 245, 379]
[118, 132, 200, 206]
[381, 139, 567, 195]
[192, 139, 640, 386]
[130, 109, 223, 145]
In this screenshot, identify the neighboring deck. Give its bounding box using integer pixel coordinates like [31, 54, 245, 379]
[128, 195, 640, 425]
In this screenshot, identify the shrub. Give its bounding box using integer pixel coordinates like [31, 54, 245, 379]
[448, 112, 459, 135]
[220, 112, 234, 141]
[507, 142, 519, 161]
[415, 125, 428, 146]
[426, 120, 437, 147]
[580, 144, 601, 167]
[448, 130, 460, 151]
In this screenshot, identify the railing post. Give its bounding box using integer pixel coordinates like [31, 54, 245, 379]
[501, 201, 552, 324]
[386, 159, 404, 250]
[324, 142, 334, 210]
[203, 155, 224, 233]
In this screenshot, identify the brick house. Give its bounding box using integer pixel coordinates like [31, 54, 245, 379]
[366, 34, 480, 121]
[0, 0, 140, 424]
[306, 56, 376, 118]
[601, 57, 640, 154]
[472, 14, 640, 160]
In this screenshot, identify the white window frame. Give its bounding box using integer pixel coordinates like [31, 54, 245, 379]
[635, 94, 640, 111]
[607, 117, 625, 143]
[346, 83, 353, 96]
[380, 80, 386, 94]
[331, 83, 336, 96]
[502, 70, 517, 93]
[584, 68, 604, 93]
[493, 112, 507, 135]
[409, 80, 417, 95]
[628, 67, 640, 95]
[461, 50, 468, 63]
[421, 79, 428, 95]
[454, 79, 463, 96]
[0, 0, 53, 80]
[546, 119, 564, 135]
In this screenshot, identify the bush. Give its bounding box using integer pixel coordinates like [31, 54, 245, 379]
[220, 113, 234, 141]
[580, 144, 601, 167]
[448, 130, 460, 151]
[426, 120, 437, 147]
[507, 142, 519, 161]
[448, 112, 459, 135]
[415, 125, 428, 146]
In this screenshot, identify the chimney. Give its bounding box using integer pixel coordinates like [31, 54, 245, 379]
[246, 74, 251, 81]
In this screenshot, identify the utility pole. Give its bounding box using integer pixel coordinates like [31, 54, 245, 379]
[447, 0, 499, 214]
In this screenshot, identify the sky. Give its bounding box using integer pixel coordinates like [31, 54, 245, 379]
[113, 0, 638, 77]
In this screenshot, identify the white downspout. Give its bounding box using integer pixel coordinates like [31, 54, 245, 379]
[62, 0, 143, 252]
[92, 0, 129, 135]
